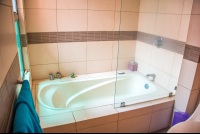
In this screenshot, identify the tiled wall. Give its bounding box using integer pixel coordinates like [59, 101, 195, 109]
[17, 0, 32, 87]
[175, 0, 200, 115]
[0, 0, 21, 132]
[135, 0, 193, 94]
[24, 0, 139, 80]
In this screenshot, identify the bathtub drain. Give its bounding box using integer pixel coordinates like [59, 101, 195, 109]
[145, 84, 149, 89]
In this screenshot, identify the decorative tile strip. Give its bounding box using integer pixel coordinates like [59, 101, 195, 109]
[137, 32, 186, 55]
[27, 31, 137, 44]
[184, 44, 200, 63]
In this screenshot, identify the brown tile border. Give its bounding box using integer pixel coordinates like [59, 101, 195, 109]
[27, 31, 137, 44]
[184, 44, 200, 63]
[27, 31, 200, 63]
[0, 53, 20, 133]
[20, 34, 27, 47]
[137, 32, 186, 55]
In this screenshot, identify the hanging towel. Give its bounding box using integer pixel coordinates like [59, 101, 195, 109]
[13, 80, 43, 133]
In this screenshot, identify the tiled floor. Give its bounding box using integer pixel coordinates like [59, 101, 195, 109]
[154, 127, 170, 133]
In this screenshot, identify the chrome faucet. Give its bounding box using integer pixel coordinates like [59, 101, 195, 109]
[145, 74, 156, 81]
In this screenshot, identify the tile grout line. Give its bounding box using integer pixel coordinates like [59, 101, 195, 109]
[76, 121, 118, 132]
[71, 112, 77, 133]
[112, 0, 117, 72]
[86, 0, 88, 74]
[0, 3, 12, 7]
[147, 105, 154, 133]
[178, 84, 200, 91]
[55, 0, 61, 75]
[30, 57, 135, 66]
[116, 106, 174, 122]
[176, 0, 186, 41]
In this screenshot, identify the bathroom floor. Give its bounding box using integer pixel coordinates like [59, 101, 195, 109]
[154, 127, 170, 133]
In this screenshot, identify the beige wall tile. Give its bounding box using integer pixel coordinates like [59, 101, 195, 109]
[158, 0, 185, 14]
[178, 59, 197, 90]
[150, 97, 175, 112]
[41, 112, 76, 133]
[183, 0, 194, 14]
[149, 66, 171, 89]
[24, 0, 56, 9]
[77, 122, 117, 133]
[195, 91, 200, 110]
[57, 0, 87, 10]
[112, 58, 134, 71]
[25, 9, 57, 32]
[114, 12, 120, 31]
[17, 0, 24, 9]
[87, 60, 112, 74]
[175, 85, 191, 112]
[73, 105, 118, 130]
[87, 41, 113, 61]
[149, 108, 173, 132]
[171, 53, 183, 79]
[59, 62, 86, 77]
[57, 10, 87, 32]
[155, 14, 182, 40]
[88, 11, 114, 31]
[115, 102, 153, 120]
[115, 0, 121, 11]
[138, 13, 157, 34]
[113, 41, 136, 59]
[88, 0, 115, 11]
[139, 0, 159, 13]
[135, 58, 150, 76]
[116, 0, 140, 12]
[18, 9, 26, 34]
[186, 89, 200, 114]
[121, 0, 140, 12]
[115, 12, 139, 31]
[31, 64, 59, 80]
[178, 15, 191, 42]
[117, 114, 152, 133]
[0, 5, 18, 76]
[151, 47, 175, 74]
[0, 0, 12, 6]
[187, 15, 200, 47]
[29, 43, 58, 65]
[192, 0, 200, 14]
[0, 52, 5, 88]
[135, 41, 153, 64]
[58, 42, 86, 63]
[22, 47, 30, 70]
[192, 63, 200, 90]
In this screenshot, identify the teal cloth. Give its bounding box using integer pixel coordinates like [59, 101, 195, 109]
[13, 80, 43, 133]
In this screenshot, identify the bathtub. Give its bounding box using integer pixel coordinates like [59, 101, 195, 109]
[37, 71, 170, 116]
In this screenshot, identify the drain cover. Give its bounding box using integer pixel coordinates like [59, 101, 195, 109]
[145, 84, 149, 89]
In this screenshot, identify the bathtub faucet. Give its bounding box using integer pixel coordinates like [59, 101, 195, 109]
[145, 74, 156, 81]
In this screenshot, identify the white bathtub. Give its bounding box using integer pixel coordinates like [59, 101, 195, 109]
[37, 71, 170, 116]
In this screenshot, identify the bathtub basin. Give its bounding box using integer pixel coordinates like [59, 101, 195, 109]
[37, 72, 170, 113]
